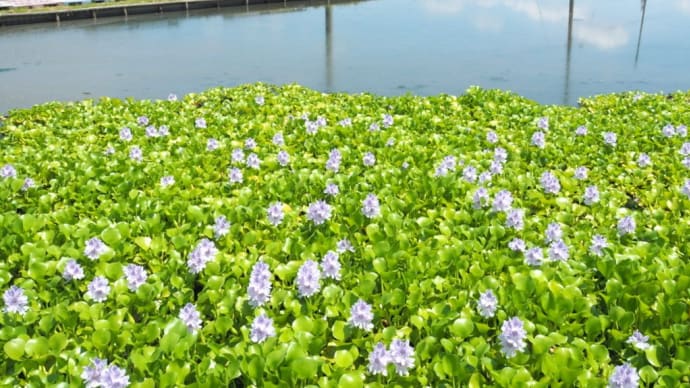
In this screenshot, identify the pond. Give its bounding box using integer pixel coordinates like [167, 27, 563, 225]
[1, 0, 689, 113]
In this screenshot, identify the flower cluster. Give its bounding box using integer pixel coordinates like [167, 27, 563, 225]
[368, 339, 415, 376]
[3, 285, 28, 315]
[499, 317, 527, 357]
[187, 239, 218, 274]
[361, 193, 381, 218]
[348, 299, 374, 331]
[477, 290, 498, 318]
[267, 202, 285, 226]
[85, 238, 109, 260]
[307, 200, 333, 225]
[296, 260, 321, 297]
[248, 261, 272, 307]
[81, 358, 129, 388]
[250, 312, 275, 343]
[326, 148, 342, 172]
[540, 171, 561, 194]
[179, 303, 202, 332]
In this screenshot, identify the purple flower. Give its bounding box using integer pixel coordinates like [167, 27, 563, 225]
[548, 240, 569, 261]
[272, 132, 284, 146]
[369, 122, 380, 132]
[402, 161, 410, 170]
[637, 153, 651, 168]
[248, 261, 272, 307]
[499, 317, 527, 357]
[145, 125, 158, 138]
[129, 146, 143, 162]
[584, 185, 600, 205]
[87, 276, 110, 303]
[590, 234, 608, 256]
[473, 187, 490, 209]
[363, 152, 376, 167]
[574, 166, 588, 180]
[213, 216, 230, 239]
[307, 200, 333, 225]
[662, 124, 676, 138]
[187, 239, 218, 274]
[316, 116, 327, 127]
[123, 264, 147, 292]
[677, 125, 687, 137]
[337, 239, 354, 253]
[492, 190, 513, 212]
[195, 118, 206, 129]
[137, 116, 149, 126]
[540, 171, 561, 194]
[119, 127, 132, 141]
[505, 208, 524, 230]
[326, 149, 342, 172]
[626, 330, 650, 350]
[545, 222, 563, 243]
[339, 118, 352, 127]
[246, 153, 261, 170]
[245, 138, 257, 150]
[3, 285, 28, 315]
[368, 342, 390, 376]
[537, 117, 549, 130]
[680, 142, 690, 156]
[63, 259, 85, 281]
[168, 93, 178, 101]
[179, 303, 202, 332]
[362, 193, 381, 218]
[487, 131, 498, 144]
[81, 358, 108, 388]
[206, 138, 219, 152]
[462, 165, 477, 183]
[524, 247, 543, 266]
[477, 290, 498, 318]
[348, 299, 374, 331]
[435, 156, 456, 177]
[494, 147, 508, 164]
[382, 114, 394, 128]
[321, 251, 341, 280]
[478, 171, 492, 185]
[306, 120, 319, 134]
[324, 183, 339, 196]
[531, 131, 546, 148]
[267, 202, 284, 226]
[296, 260, 321, 297]
[229, 167, 243, 184]
[255, 95, 265, 106]
[508, 238, 526, 252]
[160, 175, 175, 187]
[85, 237, 108, 260]
[575, 125, 588, 136]
[603, 132, 617, 147]
[608, 363, 639, 388]
[389, 339, 415, 376]
[102, 364, 129, 388]
[386, 138, 395, 147]
[618, 216, 636, 236]
[250, 312, 275, 343]
[104, 146, 115, 156]
[21, 178, 35, 191]
[490, 160, 504, 175]
[232, 148, 245, 163]
[682, 179, 690, 198]
[277, 150, 290, 166]
[158, 125, 169, 136]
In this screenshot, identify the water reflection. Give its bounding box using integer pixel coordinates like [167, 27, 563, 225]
[1, 0, 689, 112]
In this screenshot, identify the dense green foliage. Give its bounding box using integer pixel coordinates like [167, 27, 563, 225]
[0, 84, 689, 387]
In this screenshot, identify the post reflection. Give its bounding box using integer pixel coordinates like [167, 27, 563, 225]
[635, 0, 647, 68]
[564, 0, 574, 105]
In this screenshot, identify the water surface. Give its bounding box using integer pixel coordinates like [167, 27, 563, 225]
[1, 0, 690, 113]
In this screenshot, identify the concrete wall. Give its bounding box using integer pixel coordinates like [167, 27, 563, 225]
[0, 0, 332, 26]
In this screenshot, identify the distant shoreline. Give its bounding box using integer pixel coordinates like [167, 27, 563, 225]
[0, 0, 342, 26]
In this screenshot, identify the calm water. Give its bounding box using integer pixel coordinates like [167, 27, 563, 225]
[1, 0, 690, 113]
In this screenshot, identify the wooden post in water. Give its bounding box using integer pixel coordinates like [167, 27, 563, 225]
[635, 0, 647, 68]
[563, 0, 573, 105]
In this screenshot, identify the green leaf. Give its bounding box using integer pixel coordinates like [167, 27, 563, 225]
[4, 338, 25, 360]
[334, 349, 354, 368]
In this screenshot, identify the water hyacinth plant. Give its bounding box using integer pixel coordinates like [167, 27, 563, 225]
[0, 84, 688, 386]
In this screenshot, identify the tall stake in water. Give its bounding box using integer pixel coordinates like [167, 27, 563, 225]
[564, 0, 574, 105]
